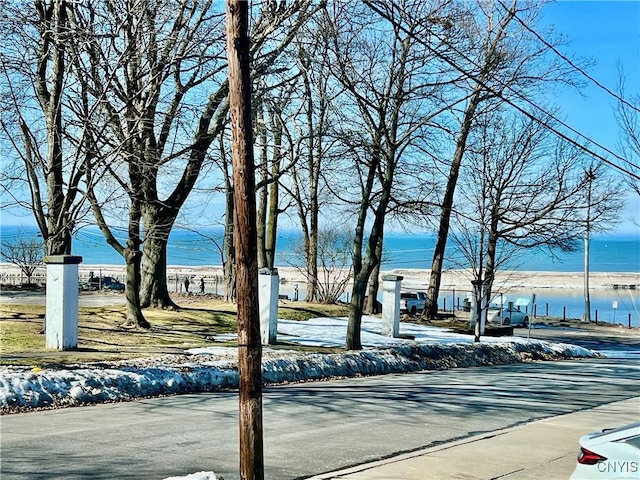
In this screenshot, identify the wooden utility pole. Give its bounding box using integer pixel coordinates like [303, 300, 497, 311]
[226, 1, 264, 479]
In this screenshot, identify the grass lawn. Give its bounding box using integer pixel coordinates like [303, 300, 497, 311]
[0, 297, 350, 366]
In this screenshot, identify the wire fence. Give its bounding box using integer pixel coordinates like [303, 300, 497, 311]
[437, 288, 639, 327]
[1, 268, 637, 327]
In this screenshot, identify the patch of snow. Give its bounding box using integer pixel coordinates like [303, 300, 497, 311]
[0, 315, 601, 413]
[163, 472, 223, 480]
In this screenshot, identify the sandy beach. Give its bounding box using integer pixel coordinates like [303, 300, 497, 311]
[2, 263, 638, 292]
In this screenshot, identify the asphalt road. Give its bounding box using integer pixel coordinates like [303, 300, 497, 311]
[1, 357, 639, 480]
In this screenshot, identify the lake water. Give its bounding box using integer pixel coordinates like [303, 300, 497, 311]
[4, 225, 637, 272]
[2, 225, 639, 326]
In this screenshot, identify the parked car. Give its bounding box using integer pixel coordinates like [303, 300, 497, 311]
[488, 305, 530, 327]
[85, 276, 125, 292]
[400, 291, 427, 315]
[570, 422, 640, 480]
[488, 295, 534, 327]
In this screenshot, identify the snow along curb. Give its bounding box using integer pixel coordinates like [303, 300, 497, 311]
[0, 340, 599, 412]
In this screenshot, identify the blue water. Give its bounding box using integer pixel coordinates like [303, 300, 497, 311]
[2, 225, 639, 325]
[2, 225, 637, 272]
[380, 233, 640, 272]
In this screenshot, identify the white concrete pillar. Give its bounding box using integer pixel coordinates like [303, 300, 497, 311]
[381, 274, 403, 337]
[44, 255, 82, 350]
[258, 268, 279, 345]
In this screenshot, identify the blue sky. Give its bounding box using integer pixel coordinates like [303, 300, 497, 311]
[1, 1, 639, 236]
[541, 0, 639, 235]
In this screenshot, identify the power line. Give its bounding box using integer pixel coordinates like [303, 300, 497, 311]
[497, 0, 640, 115]
[362, 1, 640, 183]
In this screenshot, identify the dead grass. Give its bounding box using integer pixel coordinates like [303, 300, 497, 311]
[0, 298, 350, 366]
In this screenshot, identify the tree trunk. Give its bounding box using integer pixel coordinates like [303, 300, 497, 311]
[256, 105, 268, 269]
[87, 178, 149, 329]
[224, 178, 237, 303]
[227, 1, 264, 478]
[264, 109, 282, 269]
[345, 140, 387, 350]
[123, 199, 149, 329]
[223, 225, 237, 303]
[305, 237, 318, 302]
[364, 265, 380, 314]
[45, 225, 72, 256]
[424, 88, 483, 318]
[140, 234, 176, 309]
[424, 4, 519, 318]
[347, 272, 368, 350]
[296, 173, 319, 303]
[347, 228, 385, 349]
[481, 214, 501, 329]
[38, 1, 75, 257]
[122, 246, 150, 329]
[139, 204, 178, 309]
[346, 196, 388, 349]
[364, 237, 383, 314]
[265, 184, 279, 270]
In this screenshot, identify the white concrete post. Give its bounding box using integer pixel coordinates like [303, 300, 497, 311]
[381, 274, 403, 337]
[44, 255, 82, 350]
[258, 268, 279, 345]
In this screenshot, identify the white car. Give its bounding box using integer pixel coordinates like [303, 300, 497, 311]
[570, 422, 640, 480]
[399, 291, 426, 315]
[487, 295, 534, 327]
[488, 306, 530, 327]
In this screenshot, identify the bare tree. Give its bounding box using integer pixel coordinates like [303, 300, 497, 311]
[203, 1, 327, 305]
[450, 110, 623, 340]
[324, 1, 458, 349]
[255, 89, 294, 270]
[218, 134, 237, 303]
[423, 0, 586, 318]
[69, 0, 229, 315]
[284, 227, 353, 304]
[281, 10, 344, 303]
[0, 234, 45, 284]
[195, 0, 325, 305]
[0, 0, 90, 256]
[67, 0, 320, 317]
[71, 0, 319, 314]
